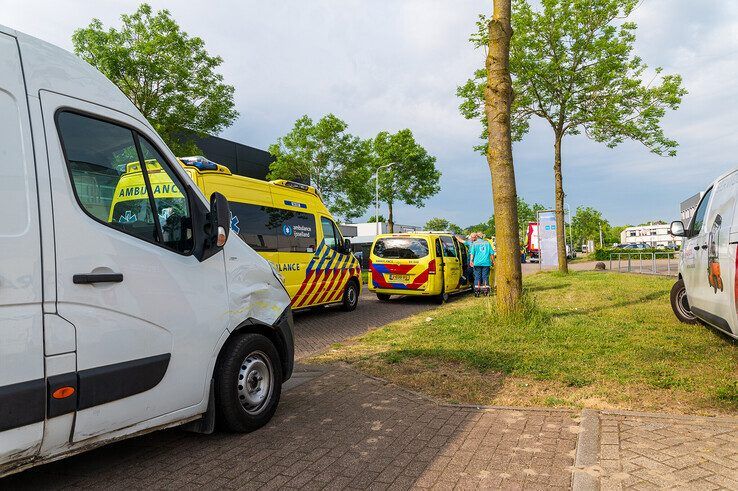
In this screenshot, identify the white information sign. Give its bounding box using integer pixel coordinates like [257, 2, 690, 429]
[538, 211, 558, 268]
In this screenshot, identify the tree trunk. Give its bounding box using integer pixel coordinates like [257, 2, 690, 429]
[553, 135, 568, 273]
[485, 0, 522, 314]
[387, 202, 394, 233]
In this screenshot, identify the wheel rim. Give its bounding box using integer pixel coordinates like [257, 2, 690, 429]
[237, 350, 273, 415]
[347, 284, 357, 306]
[676, 287, 695, 320]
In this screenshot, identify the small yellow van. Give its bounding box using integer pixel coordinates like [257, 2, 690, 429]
[110, 157, 361, 311]
[368, 232, 472, 303]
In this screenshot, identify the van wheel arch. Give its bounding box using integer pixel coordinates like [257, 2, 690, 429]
[225, 321, 290, 379]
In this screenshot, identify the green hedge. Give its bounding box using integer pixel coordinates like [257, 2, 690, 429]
[591, 248, 673, 260]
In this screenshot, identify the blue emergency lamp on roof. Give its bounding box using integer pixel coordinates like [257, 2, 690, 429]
[180, 156, 219, 171]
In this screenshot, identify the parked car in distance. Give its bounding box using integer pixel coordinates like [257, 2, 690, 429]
[0, 24, 294, 477]
[669, 168, 737, 340]
[620, 243, 648, 250]
[368, 232, 472, 304]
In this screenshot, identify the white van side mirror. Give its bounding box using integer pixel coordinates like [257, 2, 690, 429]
[669, 220, 686, 237]
[198, 192, 231, 261]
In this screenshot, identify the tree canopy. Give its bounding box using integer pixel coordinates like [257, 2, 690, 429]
[458, 0, 686, 272]
[425, 217, 463, 234]
[571, 206, 607, 246]
[268, 114, 373, 221]
[373, 129, 441, 232]
[72, 3, 238, 154]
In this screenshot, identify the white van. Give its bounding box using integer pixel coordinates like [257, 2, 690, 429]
[669, 168, 737, 339]
[0, 25, 294, 477]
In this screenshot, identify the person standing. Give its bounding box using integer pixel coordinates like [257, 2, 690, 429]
[464, 233, 477, 287]
[470, 233, 493, 296]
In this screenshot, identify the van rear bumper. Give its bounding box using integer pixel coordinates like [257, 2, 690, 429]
[369, 287, 433, 296]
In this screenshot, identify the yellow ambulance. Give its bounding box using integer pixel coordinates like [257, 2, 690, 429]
[368, 232, 472, 303]
[110, 157, 362, 311]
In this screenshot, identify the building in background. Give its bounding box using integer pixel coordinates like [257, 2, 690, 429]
[680, 192, 703, 226]
[179, 131, 274, 180]
[619, 223, 676, 248]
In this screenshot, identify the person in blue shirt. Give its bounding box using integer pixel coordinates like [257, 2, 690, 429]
[470, 234, 493, 297]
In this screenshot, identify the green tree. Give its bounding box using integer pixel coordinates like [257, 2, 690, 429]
[268, 114, 373, 221]
[425, 218, 463, 234]
[373, 129, 441, 233]
[466, 217, 495, 238]
[367, 215, 386, 223]
[458, 0, 686, 273]
[606, 224, 631, 245]
[571, 206, 608, 247]
[72, 3, 238, 154]
[484, 0, 523, 314]
[516, 198, 545, 236]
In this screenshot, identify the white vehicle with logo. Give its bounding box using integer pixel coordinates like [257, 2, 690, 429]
[0, 25, 294, 477]
[669, 168, 737, 339]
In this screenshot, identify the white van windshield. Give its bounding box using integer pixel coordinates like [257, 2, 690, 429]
[373, 238, 429, 259]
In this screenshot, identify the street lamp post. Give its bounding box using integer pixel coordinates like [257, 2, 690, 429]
[564, 202, 573, 252]
[374, 163, 396, 236]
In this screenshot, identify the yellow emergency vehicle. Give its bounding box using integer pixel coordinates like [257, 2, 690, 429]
[110, 156, 361, 311]
[368, 231, 472, 303]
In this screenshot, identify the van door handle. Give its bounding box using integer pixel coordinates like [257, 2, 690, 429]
[73, 273, 123, 284]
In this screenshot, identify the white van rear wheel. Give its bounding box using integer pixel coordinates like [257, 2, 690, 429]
[215, 333, 282, 432]
[670, 279, 698, 325]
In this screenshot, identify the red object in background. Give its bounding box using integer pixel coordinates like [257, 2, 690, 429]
[526, 222, 540, 254]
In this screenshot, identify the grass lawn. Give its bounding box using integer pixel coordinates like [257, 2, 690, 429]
[312, 271, 738, 415]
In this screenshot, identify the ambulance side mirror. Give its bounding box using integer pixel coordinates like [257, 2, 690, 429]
[669, 220, 686, 237]
[343, 238, 352, 254]
[200, 192, 230, 261]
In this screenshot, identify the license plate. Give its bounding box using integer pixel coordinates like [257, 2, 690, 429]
[388, 274, 411, 283]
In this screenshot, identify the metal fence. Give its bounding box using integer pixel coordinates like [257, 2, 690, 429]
[609, 252, 680, 277]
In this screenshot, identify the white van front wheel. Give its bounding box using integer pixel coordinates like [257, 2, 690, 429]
[215, 333, 282, 432]
[670, 279, 698, 325]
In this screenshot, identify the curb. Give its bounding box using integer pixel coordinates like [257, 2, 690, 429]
[572, 409, 600, 491]
[600, 408, 738, 424]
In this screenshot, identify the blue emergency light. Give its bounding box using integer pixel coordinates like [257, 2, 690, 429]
[180, 156, 219, 171]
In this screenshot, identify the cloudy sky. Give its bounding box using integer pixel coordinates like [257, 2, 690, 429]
[3, 0, 737, 227]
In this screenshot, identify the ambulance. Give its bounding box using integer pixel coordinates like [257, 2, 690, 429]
[1, 25, 293, 476]
[177, 157, 362, 312]
[669, 168, 738, 339]
[368, 232, 472, 303]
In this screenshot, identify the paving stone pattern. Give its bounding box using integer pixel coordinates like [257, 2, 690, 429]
[5, 366, 578, 489]
[597, 412, 738, 490]
[293, 289, 443, 359]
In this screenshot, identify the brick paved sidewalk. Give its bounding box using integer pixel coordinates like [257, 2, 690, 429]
[592, 411, 738, 490]
[5, 365, 579, 489]
[293, 290, 450, 359]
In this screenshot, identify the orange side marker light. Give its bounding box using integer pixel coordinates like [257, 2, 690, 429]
[52, 387, 75, 399]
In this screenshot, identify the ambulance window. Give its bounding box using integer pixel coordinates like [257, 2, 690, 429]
[57, 111, 158, 243]
[374, 237, 429, 259]
[138, 138, 193, 253]
[277, 210, 316, 252]
[228, 202, 278, 251]
[440, 236, 457, 257]
[321, 217, 339, 250]
[435, 239, 443, 257]
[689, 187, 712, 236]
